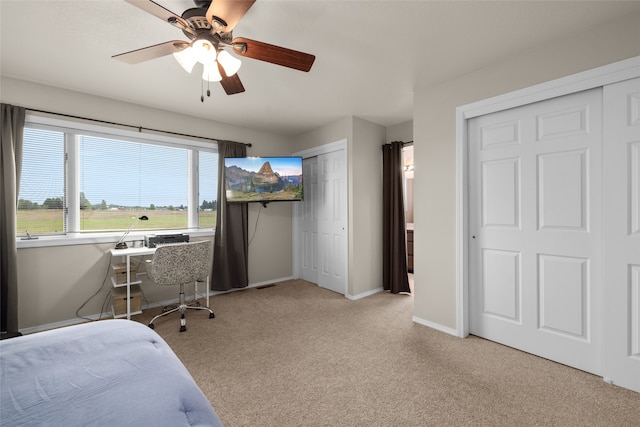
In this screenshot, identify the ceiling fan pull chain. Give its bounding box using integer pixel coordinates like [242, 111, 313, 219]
[201, 78, 204, 103]
[207, 79, 211, 98]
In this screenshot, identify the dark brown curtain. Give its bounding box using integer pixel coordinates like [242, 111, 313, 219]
[382, 141, 411, 294]
[212, 140, 249, 291]
[1, 104, 25, 332]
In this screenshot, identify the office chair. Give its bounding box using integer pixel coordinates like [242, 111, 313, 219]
[146, 241, 215, 332]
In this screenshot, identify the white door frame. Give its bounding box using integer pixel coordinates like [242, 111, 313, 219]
[455, 56, 640, 338]
[292, 139, 348, 294]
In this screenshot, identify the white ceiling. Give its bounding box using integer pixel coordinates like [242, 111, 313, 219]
[2, 1, 639, 136]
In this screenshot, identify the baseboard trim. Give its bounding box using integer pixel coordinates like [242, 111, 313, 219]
[347, 287, 384, 300]
[20, 276, 296, 335]
[20, 316, 97, 335]
[204, 276, 295, 297]
[412, 315, 460, 337]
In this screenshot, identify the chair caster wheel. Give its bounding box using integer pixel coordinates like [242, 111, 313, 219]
[148, 324, 154, 329]
[209, 313, 215, 319]
[180, 326, 186, 332]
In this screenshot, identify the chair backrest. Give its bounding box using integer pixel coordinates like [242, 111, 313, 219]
[147, 241, 211, 287]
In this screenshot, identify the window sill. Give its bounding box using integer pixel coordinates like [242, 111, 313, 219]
[16, 229, 215, 249]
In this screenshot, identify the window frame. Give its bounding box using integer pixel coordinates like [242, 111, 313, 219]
[17, 114, 217, 248]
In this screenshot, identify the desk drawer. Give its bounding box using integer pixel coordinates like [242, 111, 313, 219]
[112, 284, 142, 316]
[112, 263, 137, 284]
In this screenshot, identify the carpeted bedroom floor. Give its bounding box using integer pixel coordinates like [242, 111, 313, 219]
[132, 279, 640, 426]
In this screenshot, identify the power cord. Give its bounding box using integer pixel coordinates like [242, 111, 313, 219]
[135, 256, 160, 307]
[248, 203, 263, 246]
[75, 259, 112, 321]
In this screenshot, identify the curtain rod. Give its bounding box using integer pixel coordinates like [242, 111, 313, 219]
[382, 140, 414, 147]
[25, 107, 252, 147]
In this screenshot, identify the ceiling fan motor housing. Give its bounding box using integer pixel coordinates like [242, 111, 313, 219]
[181, 8, 229, 41]
[193, 0, 213, 9]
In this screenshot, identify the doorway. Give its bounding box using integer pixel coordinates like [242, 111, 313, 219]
[403, 145, 414, 276]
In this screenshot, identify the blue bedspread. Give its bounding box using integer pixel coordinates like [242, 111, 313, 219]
[0, 320, 223, 426]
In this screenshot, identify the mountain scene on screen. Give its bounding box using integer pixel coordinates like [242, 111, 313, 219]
[226, 161, 303, 202]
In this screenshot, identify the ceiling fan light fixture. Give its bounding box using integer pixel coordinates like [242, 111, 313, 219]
[217, 50, 241, 77]
[192, 38, 217, 64]
[173, 47, 197, 73]
[202, 62, 223, 82]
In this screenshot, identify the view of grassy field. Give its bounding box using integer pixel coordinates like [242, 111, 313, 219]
[228, 188, 300, 202]
[16, 209, 216, 234]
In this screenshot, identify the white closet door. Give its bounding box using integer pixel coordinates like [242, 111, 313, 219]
[317, 150, 347, 295]
[602, 77, 640, 392]
[469, 88, 603, 374]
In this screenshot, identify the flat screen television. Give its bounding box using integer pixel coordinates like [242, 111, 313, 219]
[224, 157, 303, 204]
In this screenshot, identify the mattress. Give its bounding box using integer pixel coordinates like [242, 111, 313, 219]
[0, 319, 223, 426]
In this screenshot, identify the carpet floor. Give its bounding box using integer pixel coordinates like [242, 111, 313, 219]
[133, 279, 640, 426]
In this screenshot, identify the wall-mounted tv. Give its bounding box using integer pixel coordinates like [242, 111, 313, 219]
[225, 157, 303, 204]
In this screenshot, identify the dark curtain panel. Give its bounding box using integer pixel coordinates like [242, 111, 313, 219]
[1, 104, 25, 332]
[382, 141, 411, 294]
[212, 140, 249, 291]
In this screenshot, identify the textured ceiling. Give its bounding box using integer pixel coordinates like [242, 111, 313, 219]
[2, 1, 639, 136]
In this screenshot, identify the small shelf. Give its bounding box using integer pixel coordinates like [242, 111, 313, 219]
[112, 309, 142, 319]
[111, 284, 142, 318]
[109, 246, 156, 320]
[111, 277, 142, 288]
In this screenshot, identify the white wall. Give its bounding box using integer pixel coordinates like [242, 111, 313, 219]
[350, 117, 386, 295]
[1, 77, 296, 330]
[386, 120, 413, 144]
[294, 117, 353, 154]
[412, 11, 640, 330]
[295, 116, 386, 297]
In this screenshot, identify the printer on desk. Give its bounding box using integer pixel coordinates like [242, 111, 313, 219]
[144, 234, 189, 248]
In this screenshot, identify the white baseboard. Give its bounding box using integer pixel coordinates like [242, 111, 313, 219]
[346, 287, 384, 300]
[242, 276, 294, 290]
[19, 316, 98, 335]
[19, 276, 296, 335]
[206, 276, 295, 296]
[412, 315, 460, 337]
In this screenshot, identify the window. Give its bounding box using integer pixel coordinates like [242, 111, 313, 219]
[17, 116, 218, 238]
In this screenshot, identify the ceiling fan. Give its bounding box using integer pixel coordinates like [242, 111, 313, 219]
[112, 0, 315, 100]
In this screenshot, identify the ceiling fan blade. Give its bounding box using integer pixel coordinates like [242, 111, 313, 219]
[231, 38, 315, 72]
[218, 62, 245, 95]
[206, 0, 255, 32]
[112, 41, 189, 64]
[125, 0, 189, 28]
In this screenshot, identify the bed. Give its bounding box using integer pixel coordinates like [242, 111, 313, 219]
[0, 319, 223, 426]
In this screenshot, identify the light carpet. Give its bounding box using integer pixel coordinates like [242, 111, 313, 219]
[133, 279, 640, 426]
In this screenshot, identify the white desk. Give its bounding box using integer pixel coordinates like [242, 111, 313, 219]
[109, 245, 211, 320]
[110, 246, 156, 320]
